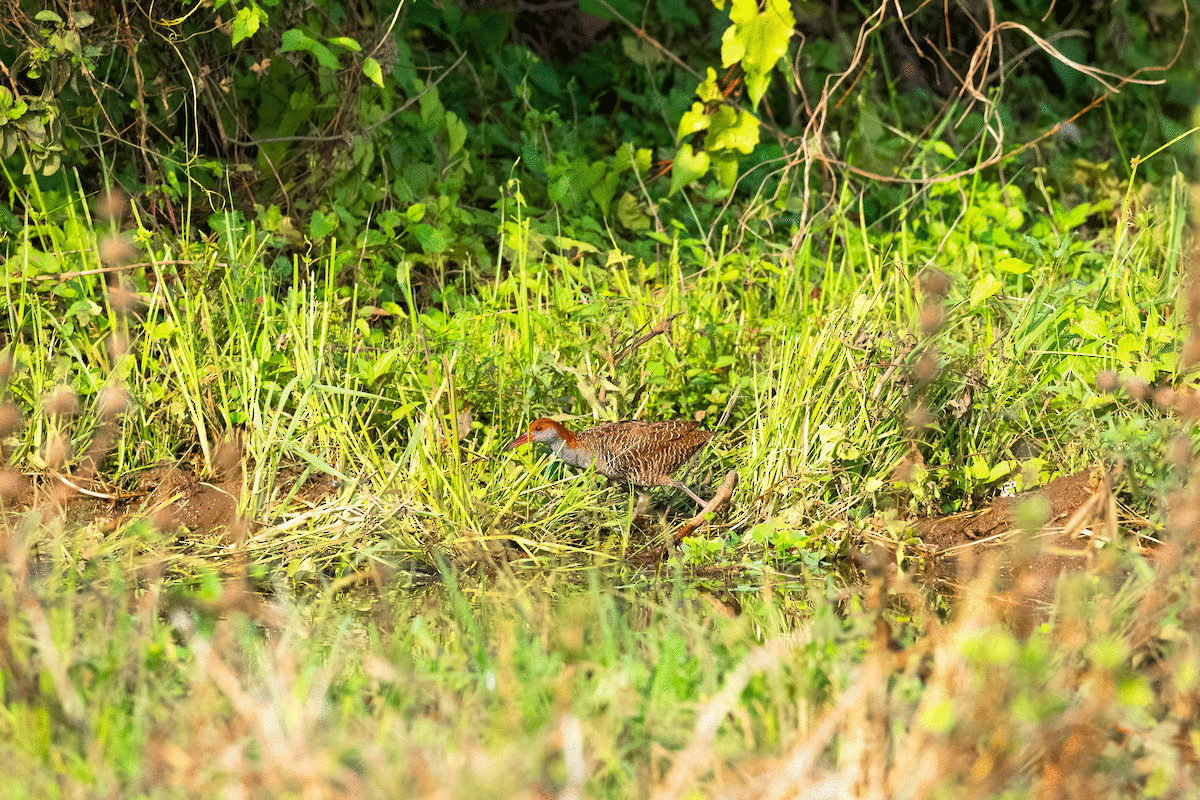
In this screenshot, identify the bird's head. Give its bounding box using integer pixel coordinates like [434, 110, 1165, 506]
[506, 417, 572, 450]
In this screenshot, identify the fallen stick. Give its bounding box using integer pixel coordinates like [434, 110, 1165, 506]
[670, 469, 738, 545]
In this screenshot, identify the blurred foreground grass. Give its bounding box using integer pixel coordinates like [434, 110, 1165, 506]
[3, 518, 1199, 797]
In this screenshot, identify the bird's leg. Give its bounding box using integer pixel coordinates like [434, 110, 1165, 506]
[633, 490, 653, 517]
[669, 479, 708, 508]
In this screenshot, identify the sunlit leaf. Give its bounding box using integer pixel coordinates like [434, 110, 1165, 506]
[363, 56, 384, 88]
[970, 273, 1003, 307]
[669, 143, 710, 196]
[231, 6, 261, 45]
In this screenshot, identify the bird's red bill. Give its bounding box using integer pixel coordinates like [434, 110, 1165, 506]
[506, 433, 532, 450]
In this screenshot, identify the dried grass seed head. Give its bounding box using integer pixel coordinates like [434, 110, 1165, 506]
[106, 285, 146, 315]
[1126, 378, 1149, 402]
[97, 387, 132, 419]
[1169, 433, 1192, 467]
[1187, 279, 1200, 325]
[99, 233, 137, 267]
[43, 431, 72, 469]
[1095, 370, 1119, 394]
[919, 302, 945, 336]
[894, 458, 916, 483]
[1174, 392, 1200, 423]
[1153, 386, 1178, 408]
[907, 403, 931, 431]
[0, 468, 28, 503]
[1182, 332, 1200, 370]
[920, 268, 951, 298]
[0, 401, 22, 436]
[108, 332, 131, 361]
[95, 189, 129, 223]
[213, 434, 244, 476]
[914, 350, 940, 382]
[43, 386, 79, 417]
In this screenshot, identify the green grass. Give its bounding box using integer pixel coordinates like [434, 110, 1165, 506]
[2, 141, 1200, 796]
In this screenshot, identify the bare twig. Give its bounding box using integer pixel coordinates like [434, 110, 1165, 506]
[613, 312, 683, 365]
[671, 469, 738, 544]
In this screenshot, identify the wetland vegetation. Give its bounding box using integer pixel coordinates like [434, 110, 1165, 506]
[2, 0, 1200, 796]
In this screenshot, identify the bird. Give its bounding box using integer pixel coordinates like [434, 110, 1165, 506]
[506, 417, 714, 506]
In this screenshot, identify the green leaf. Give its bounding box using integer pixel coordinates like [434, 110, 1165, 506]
[966, 456, 992, 481]
[1073, 307, 1111, 341]
[712, 152, 739, 191]
[721, 0, 794, 107]
[280, 29, 340, 70]
[695, 67, 722, 103]
[443, 111, 466, 157]
[743, 71, 772, 110]
[962, 629, 1018, 666]
[613, 143, 635, 172]
[676, 102, 710, 142]
[35, 10, 63, 23]
[707, 106, 759, 154]
[616, 192, 650, 231]
[328, 36, 361, 51]
[669, 143, 710, 196]
[65, 298, 99, 320]
[147, 320, 178, 341]
[1059, 202, 1092, 231]
[590, 167, 618, 215]
[362, 56, 384, 88]
[231, 6, 261, 45]
[24, 116, 46, 145]
[549, 174, 581, 208]
[995, 256, 1032, 274]
[634, 147, 652, 176]
[1115, 333, 1139, 365]
[308, 208, 338, 240]
[988, 460, 1014, 483]
[365, 348, 402, 382]
[721, 4, 749, 64]
[1145, 766, 1170, 798]
[1117, 675, 1153, 707]
[413, 223, 447, 253]
[970, 273, 1003, 307]
[1004, 206, 1024, 229]
[576, 160, 605, 195]
[548, 235, 599, 254]
[931, 140, 956, 160]
[280, 28, 313, 53]
[621, 34, 664, 67]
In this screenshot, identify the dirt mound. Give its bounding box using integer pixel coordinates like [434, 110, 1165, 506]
[0, 461, 341, 539]
[913, 468, 1111, 551]
[908, 466, 1143, 635]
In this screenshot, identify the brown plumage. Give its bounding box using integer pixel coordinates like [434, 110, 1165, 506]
[506, 417, 714, 506]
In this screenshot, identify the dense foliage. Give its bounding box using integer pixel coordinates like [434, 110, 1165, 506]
[3, 0, 1196, 307]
